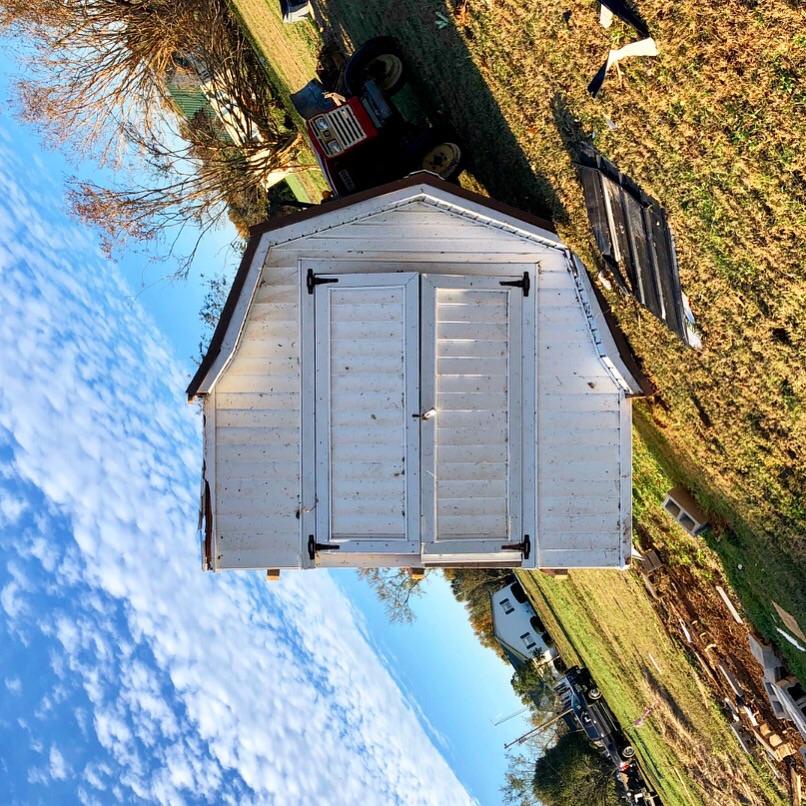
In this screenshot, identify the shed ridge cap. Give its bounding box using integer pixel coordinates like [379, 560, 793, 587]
[261, 183, 562, 251]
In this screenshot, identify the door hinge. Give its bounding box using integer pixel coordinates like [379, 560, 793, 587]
[307, 269, 339, 295]
[501, 534, 531, 559]
[500, 271, 530, 296]
[308, 534, 341, 560]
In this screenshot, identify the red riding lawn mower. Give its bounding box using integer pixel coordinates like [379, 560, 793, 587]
[291, 37, 464, 197]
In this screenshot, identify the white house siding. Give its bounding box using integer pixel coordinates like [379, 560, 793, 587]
[207, 193, 631, 569]
[491, 584, 555, 663]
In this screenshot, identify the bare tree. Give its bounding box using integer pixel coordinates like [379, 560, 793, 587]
[1, 0, 310, 270]
[358, 568, 428, 624]
[68, 109, 303, 271]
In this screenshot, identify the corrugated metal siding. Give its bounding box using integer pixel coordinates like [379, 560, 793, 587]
[435, 287, 510, 539]
[325, 286, 408, 538]
[213, 266, 301, 568]
[535, 254, 626, 568]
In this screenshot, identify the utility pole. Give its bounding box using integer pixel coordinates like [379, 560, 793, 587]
[504, 708, 573, 750]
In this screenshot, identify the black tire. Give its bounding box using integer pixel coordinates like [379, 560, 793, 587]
[342, 37, 406, 96]
[588, 687, 602, 701]
[621, 745, 636, 759]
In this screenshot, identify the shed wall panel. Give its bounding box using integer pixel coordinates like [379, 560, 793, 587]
[213, 266, 302, 569]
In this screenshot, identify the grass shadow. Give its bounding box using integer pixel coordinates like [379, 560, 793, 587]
[311, 0, 568, 224]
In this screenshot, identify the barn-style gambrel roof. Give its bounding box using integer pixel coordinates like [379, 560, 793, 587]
[190, 174, 651, 572]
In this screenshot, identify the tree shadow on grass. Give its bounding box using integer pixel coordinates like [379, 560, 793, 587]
[312, 0, 568, 224]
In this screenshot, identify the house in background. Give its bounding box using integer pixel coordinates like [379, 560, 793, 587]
[188, 174, 650, 573]
[165, 54, 303, 197]
[491, 580, 558, 668]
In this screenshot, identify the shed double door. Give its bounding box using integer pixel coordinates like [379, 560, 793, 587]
[309, 270, 534, 561]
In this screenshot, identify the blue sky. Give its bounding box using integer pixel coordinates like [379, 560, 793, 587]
[0, 49, 532, 805]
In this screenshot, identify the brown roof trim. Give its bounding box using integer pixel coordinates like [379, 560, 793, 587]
[187, 173, 556, 400]
[587, 277, 655, 398]
[247, 172, 556, 241]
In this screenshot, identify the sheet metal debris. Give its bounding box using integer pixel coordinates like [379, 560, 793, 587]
[598, 0, 650, 37]
[588, 37, 658, 97]
[590, 1, 655, 96]
[575, 145, 701, 347]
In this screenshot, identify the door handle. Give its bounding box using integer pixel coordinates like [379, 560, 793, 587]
[412, 408, 436, 420]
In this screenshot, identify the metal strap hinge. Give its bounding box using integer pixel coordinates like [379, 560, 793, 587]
[500, 271, 530, 296]
[501, 535, 531, 559]
[308, 534, 341, 560]
[307, 269, 339, 294]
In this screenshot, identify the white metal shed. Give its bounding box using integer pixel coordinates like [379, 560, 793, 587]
[188, 175, 648, 572]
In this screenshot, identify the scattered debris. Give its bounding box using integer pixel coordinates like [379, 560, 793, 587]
[791, 767, 803, 806]
[748, 632, 806, 742]
[629, 534, 806, 787]
[754, 723, 796, 761]
[588, 37, 658, 97]
[636, 548, 663, 575]
[575, 145, 701, 347]
[776, 628, 806, 652]
[633, 699, 659, 727]
[663, 486, 709, 535]
[678, 618, 692, 644]
[716, 586, 744, 625]
[719, 663, 746, 698]
[773, 601, 806, 643]
[435, 9, 449, 29]
[730, 722, 755, 754]
[598, 0, 650, 38]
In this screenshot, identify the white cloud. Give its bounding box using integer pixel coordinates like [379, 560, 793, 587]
[49, 746, 69, 781]
[0, 124, 470, 806]
[5, 677, 22, 695]
[1, 580, 24, 620]
[0, 493, 26, 526]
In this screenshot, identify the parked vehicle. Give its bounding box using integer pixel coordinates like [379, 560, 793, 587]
[558, 667, 636, 763]
[291, 37, 463, 196]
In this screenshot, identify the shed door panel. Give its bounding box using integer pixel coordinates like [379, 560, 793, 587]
[314, 273, 419, 551]
[420, 275, 524, 555]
